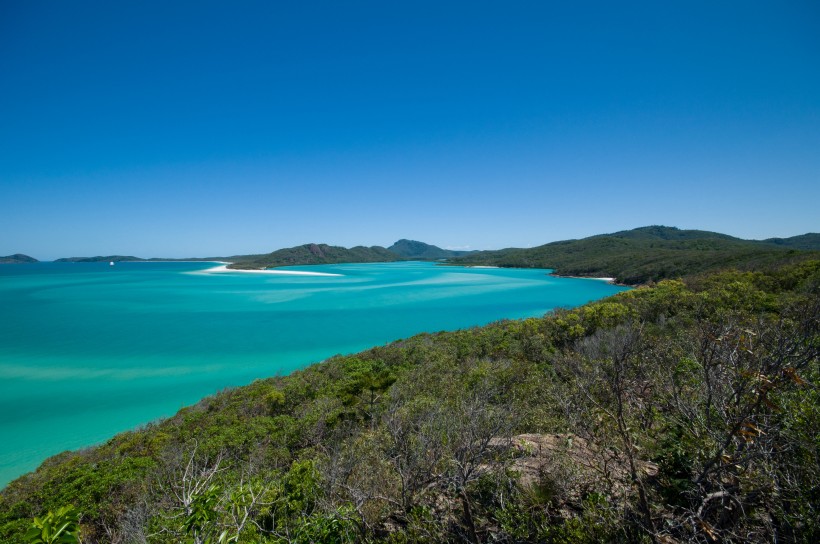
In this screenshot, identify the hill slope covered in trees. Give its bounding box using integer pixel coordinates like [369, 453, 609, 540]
[2, 258, 817, 543]
[388, 239, 473, 260]
[452, 226, 820, 285]
[763, 233, 820, 250]
[227, 244, 400, 269]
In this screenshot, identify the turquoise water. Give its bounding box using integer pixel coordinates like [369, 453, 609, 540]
[0, 261, 628, 487]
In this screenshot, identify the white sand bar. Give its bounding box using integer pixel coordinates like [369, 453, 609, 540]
[571, 276, 616, 283]
[198, 264, 343, 277]
[551, 274, 617, 283]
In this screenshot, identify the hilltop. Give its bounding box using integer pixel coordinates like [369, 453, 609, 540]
[452, 226, 820, 284]
[387, 239, 473, 260]
[762, 232, 820, 250]
[0, 254, 38, 264]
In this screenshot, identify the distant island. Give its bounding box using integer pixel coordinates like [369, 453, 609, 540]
[0, 254, 38, 264]
[53, 255, 234, 263]
[54, 255, 144, 263]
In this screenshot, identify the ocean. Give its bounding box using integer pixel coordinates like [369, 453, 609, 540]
[0, 260, 628, 487]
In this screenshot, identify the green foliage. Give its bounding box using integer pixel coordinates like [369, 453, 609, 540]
[653, 426, 696, 507]
[287, 506, 358, 544]
[24, 505, 80, 544]
[280, 460, 321, 516]
[183, 484, 222, 541]
[539, 493, 627, 544]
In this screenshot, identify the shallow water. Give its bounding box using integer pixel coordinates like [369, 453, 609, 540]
[0, 261, 628, 487]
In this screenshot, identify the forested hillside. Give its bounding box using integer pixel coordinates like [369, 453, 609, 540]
[3, 259, 817, 543]
[228, 244, 400, 270]
[452, 226, 820, 285]
[388, 239, 473, 260]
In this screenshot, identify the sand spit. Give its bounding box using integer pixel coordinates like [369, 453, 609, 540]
[549, 273, 617, 284]
[196, 264, 343, 277]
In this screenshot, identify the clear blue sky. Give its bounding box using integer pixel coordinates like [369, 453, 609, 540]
[1, 1, 818, 259]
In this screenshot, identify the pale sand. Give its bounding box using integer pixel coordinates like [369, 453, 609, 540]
[198, 264, 343, 277]
[568, 276, 615, 283]
[550, 273, 617, 283]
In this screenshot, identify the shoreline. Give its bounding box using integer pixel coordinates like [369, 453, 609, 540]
[549, 273, 619, 285]
[197, 264, 343, 277]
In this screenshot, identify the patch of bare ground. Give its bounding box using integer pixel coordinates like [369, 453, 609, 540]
[488, 433, 657, 512]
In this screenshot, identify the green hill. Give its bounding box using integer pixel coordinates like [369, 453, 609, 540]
[228, 243, 401, 269]
[452, 226, 820, 285]
[387, 239, 473, 260]
[1, 258, 817, 543]
[0, 254, 38, 264]
[601, 225, 743, 242]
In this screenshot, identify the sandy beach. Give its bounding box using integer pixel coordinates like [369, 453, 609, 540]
[549, 273, 617, 284]
[197, 264, 343, 277]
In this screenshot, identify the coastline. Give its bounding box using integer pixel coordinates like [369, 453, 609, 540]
[549, 273, 620, 285]
[197, 264, 343, 277]
[0, 260, 632, 488]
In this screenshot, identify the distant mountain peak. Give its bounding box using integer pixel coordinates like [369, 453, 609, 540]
[388, 240, 474, 260]
[601, 225, 740, 242]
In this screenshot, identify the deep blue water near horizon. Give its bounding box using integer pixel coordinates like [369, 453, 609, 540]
[0, 261, 628, 487]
